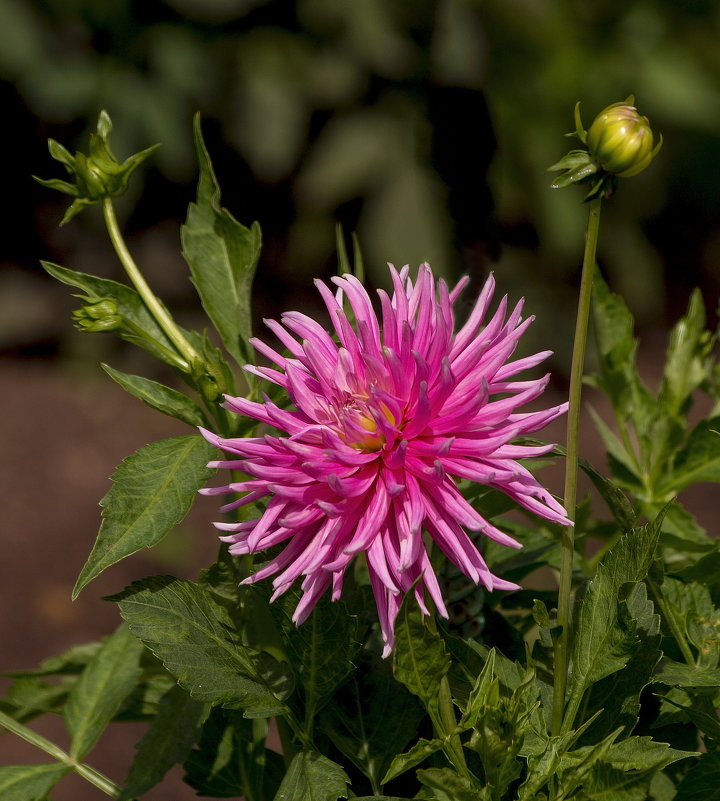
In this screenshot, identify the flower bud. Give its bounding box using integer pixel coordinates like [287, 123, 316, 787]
[72, 298, 122, 332]
[586, 101, 661, 178]
[35, 111, 160, 224]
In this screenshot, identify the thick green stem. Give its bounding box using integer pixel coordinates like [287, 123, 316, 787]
[102, 197, 200, 371]
[0, 710, 121, 797]
[551, 196, 603, 735]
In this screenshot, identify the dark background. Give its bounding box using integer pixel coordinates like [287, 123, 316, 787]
[2, 1, 720, 797]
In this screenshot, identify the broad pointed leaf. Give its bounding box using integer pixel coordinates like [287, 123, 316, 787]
[42, 261, 179, 366]
[269, 589, 360, 720]
[73, 435, 217, 598]
[181, 114, 261, 365]
[579, 583, 661, 740]
[272, 751, 349, 801]
[112, 576, 292, 716]
[0, 765, 70, 801]
[118, 685, 209, 801]
[319, 650, 424, 789]
[393, 598, 451, 711]
[566, 511, 665, 730]
[102, 364, 207, 427]
[64, 623, 143, 759]
[674, 750, 720, 801]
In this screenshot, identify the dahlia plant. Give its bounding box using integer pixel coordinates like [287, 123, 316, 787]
[2, 104, 719, 801]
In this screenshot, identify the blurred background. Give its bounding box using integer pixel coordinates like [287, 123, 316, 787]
[2, 0, 720, 797]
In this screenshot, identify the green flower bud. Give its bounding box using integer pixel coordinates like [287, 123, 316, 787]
[72, 298, 122, 332]
[549, 96, 662, 200]
[586, 100, 661, 178]
[34, 111, 160, 225]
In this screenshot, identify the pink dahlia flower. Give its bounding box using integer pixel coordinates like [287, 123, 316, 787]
[201, 264, 569, 656]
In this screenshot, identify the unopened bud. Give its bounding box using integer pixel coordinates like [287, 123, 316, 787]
[586, 101, 661, 178]
[72, 298, 122, 332]
[549, 96, 662, 200]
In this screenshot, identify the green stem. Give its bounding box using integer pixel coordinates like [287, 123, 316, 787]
[102, 197, 200, 371]
[552, 196, 602, 736]
[0, 711, 121, 798]
[435, 675, 472, 780]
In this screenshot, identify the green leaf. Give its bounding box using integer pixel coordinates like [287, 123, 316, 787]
[565, 510, 665, 731]
[102, 364, 207, 427]
[393, 597, 451, 712]
[592, 270, 655, 434]
[64, 623, 144, 759]
[118, 685, 209, 801]
[0, 765, 70, 801]
[5, 675, 78, 720]
[272, 751, 349, 801]
[184, 709, 285, 800]
[41, 261, 180, 367]
[662, 417, 720, 494]
[181, 114, 261, 366]
[579, 457, 637, 532]
[416, 767, 487, 801]
[269, 589, 360, 721]
[653, 658, 720, 687]
[112, 576, 292, 716]
[580, 582, 662, 740]
[604, 735, 697, 771]
[319, 649, 424, 790]
[673, 749, 720, 801]
[73, 434, 217, 598]
[659, 289, 713, 418]
[382, 736, 447, 784]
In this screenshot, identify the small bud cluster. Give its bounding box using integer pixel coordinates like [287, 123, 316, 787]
[549, 96, 662, 200]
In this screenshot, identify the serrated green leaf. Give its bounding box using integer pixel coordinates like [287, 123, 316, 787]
[118, 685, 209, 801]
[0, 765, 70, 801]
[5, 675, 78, 720]
[604, 736, 697, 771]
[660, 289, 713, 417]
[381, 736, 446, 784]
[673, 750, 720, 801]
[272, 751, 349, 801]
[661, 418, 720, 494]
[653, 658, 720, 687]
[41, 261, 180, 366]
[184, 708, 285, 800]
[565, 511, 665, 731]
[64, 623, 143, 759]
[181, 114, 261, 366]
[579, 457, 637, 532]
[102, 364, 207, 427]
[592, 270, 655, 435]
[269, 589, 360, 722]
[113, 576, 292, 716]
[416, 767, 487, 801]
[393, 597, 451, 712]
[654, 694, 720, 740]
[580, 582, 662, 741]
[319, 649, 424, 790]
[73, 434, 217, 598]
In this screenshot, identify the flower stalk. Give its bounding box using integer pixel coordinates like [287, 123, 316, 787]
[552, 196, 602, 735]
[0, 710, 121, 798]
[102, 197, 200, 372]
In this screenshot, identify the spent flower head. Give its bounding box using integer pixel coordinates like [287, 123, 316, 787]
[201, 264, 569, 655]
[549, 96, 662, 200]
